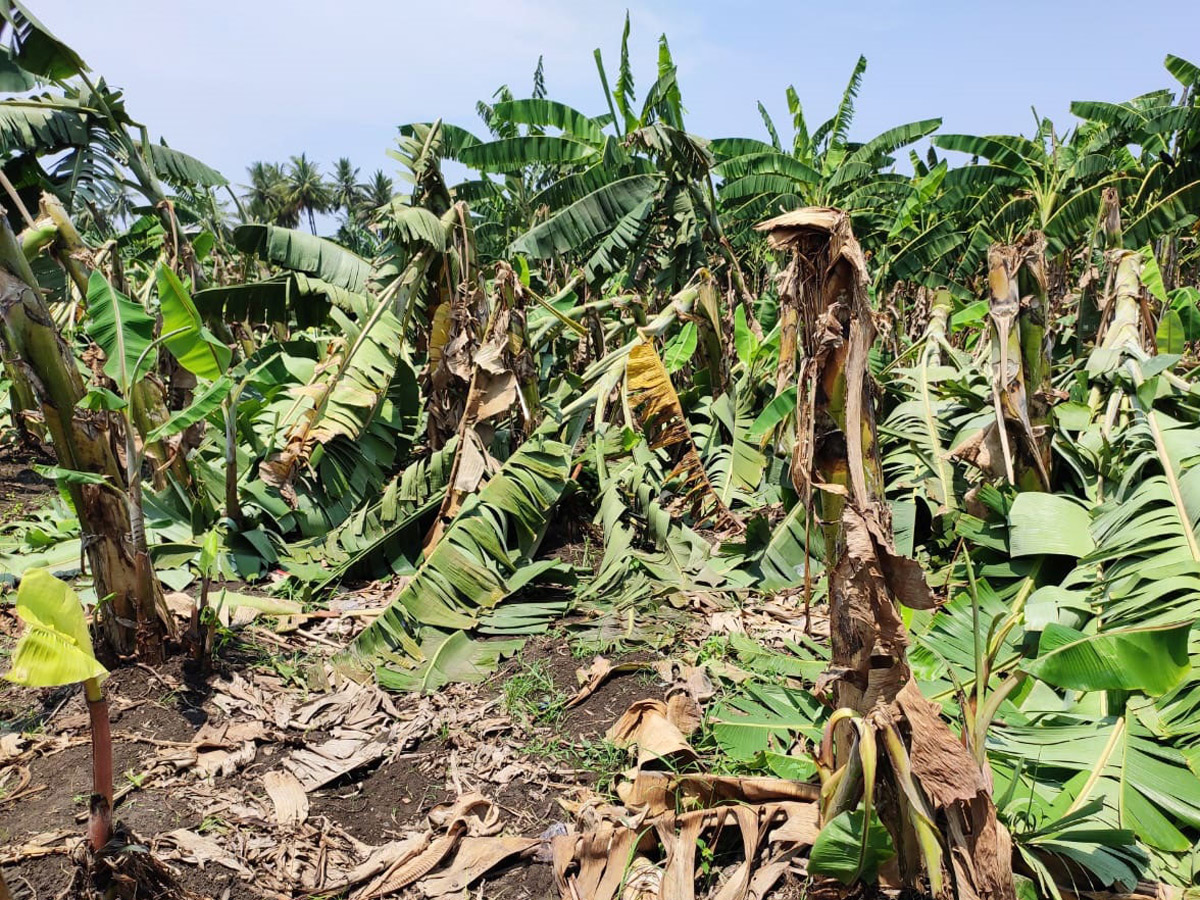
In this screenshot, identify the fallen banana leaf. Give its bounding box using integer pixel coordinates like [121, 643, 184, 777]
[618, 770, 820, 816]
[606, 698, 698, 768]
[566, 656, 653, 708]
[418, 835, 539, 897]
[341, 429, 573, 680]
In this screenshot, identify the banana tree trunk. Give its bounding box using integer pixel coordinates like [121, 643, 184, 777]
[926, 288, 953, 366]
[0, 321, 43, 444]
[84, 676, 114, 851]
[0, 221, 167, 661]
[425, 263, 534, 551]
[1100, 251, 1146, 352]
[757, 208, 1015, 900]
[40, 194, 185, 488]
[1016, 236, 1055, 489]
[987, 243, 1051, 491]
[0, 211, 47, 445]
[695, 278, 729, 396]
[774, 252, 803, 395]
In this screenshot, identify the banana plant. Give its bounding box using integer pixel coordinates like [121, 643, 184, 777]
[985, 237, 1052, 491]
[77, 266, 232, 658]
[4, 568, 113, 851]
[759, 206, 1014, 899]
[713, 57, 942, 249]
[0, 219, 167, 659]
[339, 423, 578, 683]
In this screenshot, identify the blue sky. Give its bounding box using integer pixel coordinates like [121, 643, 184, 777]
[36, 0, 1200, 192]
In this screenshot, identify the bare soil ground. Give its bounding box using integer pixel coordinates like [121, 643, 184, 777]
[0, 617, 670, 900]
[0, 438, 55, 524]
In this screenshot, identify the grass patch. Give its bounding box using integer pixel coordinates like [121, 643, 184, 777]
[525, 735, 629, 796]
[502, 659, 567, 725]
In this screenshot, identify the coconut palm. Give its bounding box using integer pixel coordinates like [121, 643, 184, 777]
[363, 170, 394, 210]
[244, 160, 298, 227]
[331, 156, 364, 218]
[284, 153, 333, 234]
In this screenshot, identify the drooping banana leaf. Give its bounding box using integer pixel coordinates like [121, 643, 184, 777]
[194, 274, 365, 328]
[457, 135, 601, 173]
[1086, 422, 1200, 630]
[234, 223, 372, 294]
[137, 141, 227, 188]
[375, 630, 524, 694]
[879, 349, 966, 515]
[284, 439, 456, 590]
[259, 295, 408, 493]
[145, 375, 233, 443]
[0, 3, 86, 79]
[0, 98, 88, 153]
[989, 713, 1200, 853]
[754, 500, 825, 592]
[511, 174, 657, 259]
[705, 390, 768, 508]
[155, 264, 230, 379]
[341, 431, 572, 679]
[489, 98, 607, 143]
[287, 358, 422, 534]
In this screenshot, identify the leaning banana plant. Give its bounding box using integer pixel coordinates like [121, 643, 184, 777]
[283, 438, 457, 592]
[258, 278, 405, 502]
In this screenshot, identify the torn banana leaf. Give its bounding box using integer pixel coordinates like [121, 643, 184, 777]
[339, 431, 572, 680]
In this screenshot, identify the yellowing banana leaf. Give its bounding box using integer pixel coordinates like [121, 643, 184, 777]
[5, 568, 107, 688]
[626, 337, 734, 527]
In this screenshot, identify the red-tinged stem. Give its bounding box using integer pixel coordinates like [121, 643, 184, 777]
[84, 677, 113, 851]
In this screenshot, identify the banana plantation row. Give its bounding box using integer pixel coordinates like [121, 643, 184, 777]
[1, 4, 1199, 900]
